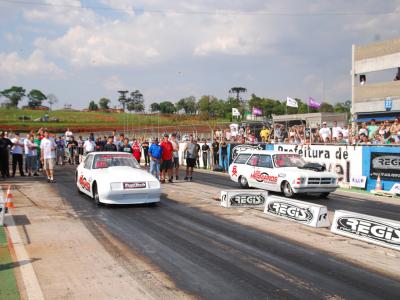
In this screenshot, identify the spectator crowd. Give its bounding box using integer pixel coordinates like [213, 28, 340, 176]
[0, 117, 399, 183]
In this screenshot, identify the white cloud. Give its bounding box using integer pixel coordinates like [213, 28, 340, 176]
[23, 0, 99, 27]
[0, 50, 64, 78]
[103, 75, 125, 91]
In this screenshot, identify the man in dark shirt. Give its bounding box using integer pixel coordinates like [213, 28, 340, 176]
[0, 131, 13, 179]
[67, 136, 78, 165]
[195, 140, 201, 168]
[142, 140, 150, 166]
[103, 136, 117, 151]
[220, 138, 228, 172]
[119, 138, 132, 154]
[211, 138, 219, 167]
[95, 137, 104, 151]
[201, 140, 210, 169]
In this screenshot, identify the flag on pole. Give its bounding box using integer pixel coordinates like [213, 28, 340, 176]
[286, 97, 298, 108]
[308, 97, 321, 109]
[232, 108, 241, 117]
[252, 107, 262, 116]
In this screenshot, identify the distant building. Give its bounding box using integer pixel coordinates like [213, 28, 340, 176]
[351, 38, 400, 122]
[272, 112, 348, 128]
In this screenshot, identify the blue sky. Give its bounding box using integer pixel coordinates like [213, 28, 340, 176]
[0, 0, 399, 110]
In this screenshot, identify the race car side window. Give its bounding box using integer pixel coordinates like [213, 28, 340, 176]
[234, 154, 251, 164]
[258, 155, 273, 168]
[247, 154, 260, 166]
[84, 155, 94, 169]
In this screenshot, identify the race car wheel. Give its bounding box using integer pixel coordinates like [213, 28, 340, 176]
[239, 176, 249, 188]
[321, 192, 330, 198]
[282, 181, 294, 198]
[92, 183, 101, 206]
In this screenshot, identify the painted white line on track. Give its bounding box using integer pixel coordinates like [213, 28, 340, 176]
[6, 214, 44, 300]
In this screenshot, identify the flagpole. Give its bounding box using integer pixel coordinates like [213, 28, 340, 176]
[307, 98, 311, 144]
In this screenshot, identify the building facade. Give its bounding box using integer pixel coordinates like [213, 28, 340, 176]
[351, 38, 400, 122]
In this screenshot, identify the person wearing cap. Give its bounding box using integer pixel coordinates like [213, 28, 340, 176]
[0, 131, 13, 179]
[319, 122, 331, 143]
[149, 138, 162, 180]
[160, 134, 174, 183]
[11, 132, 25, 177]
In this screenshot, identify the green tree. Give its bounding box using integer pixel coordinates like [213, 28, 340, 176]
[176, 96, 197, 114]
[229, 87, 247, 101]
[99, 97, 111, 110]
[150, 102, 160, 112]
[88, 101, 99, 111]
[117, 90, 129, 111]
[127, 90, 145, 112]
[159, 101, 176, 114]
[27, 89, 47, 108]
[0, 86, 26, 107]
[320, 102, 334, 112]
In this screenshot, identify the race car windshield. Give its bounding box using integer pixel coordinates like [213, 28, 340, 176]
[273, 154, 306, 168]
[93, 154, 140, 169]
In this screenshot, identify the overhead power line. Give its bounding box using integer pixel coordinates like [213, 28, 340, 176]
[0, 0, 398, 16]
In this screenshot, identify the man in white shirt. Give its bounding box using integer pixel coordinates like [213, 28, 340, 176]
[83, 138, 95, 154]
[319, 122, 331, 142]
[341, 124, 349, 142]
[11, 132, 25, 177]
[331, 121, 342, 140]
[65, 128, 73, 142]
[40, 130, 57, 183]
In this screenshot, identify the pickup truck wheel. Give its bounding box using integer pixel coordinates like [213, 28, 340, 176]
[239, 176, 249, 188]
[282, 181, 294, 198]
[321, 192, 330, 198]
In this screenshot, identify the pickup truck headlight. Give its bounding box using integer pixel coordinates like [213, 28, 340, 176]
[332, 178, 337, 184]
[294, 177, 306, 185]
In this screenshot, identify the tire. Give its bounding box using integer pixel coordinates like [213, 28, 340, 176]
[92, 183, 101, 206]
[239, 176, 249, 188]
[321, 192, 330, 198]
[282, 181, 295, 198]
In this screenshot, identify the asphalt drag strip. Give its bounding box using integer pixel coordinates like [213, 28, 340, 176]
[51, 166, 400, 300]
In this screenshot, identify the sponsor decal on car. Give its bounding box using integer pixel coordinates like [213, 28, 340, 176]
[123, 182, 146, 189]
[79, 175, 91, 191]
[231, 165, 238, 177]
[267, 201, 314, 224]
[230, 194, 265, 206]
[336, 216, 400, 247]
[250, 170, 278, 184]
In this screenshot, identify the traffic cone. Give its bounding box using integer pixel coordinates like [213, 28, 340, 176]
[5, 185, 14, 210]
[375, 175, 382, 191]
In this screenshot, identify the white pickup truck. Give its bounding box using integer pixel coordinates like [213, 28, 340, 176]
[228, 150, 338, 198]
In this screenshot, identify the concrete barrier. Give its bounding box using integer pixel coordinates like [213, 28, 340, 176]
[220, 190, 268, 208]
[264, 195, 330, 228]
[331, 210, 400, 251]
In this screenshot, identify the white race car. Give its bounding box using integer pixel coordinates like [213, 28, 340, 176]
[76, 152, 161, 205]
[228, 150, 338, 198]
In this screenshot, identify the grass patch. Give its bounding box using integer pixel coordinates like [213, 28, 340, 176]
[0, 108, 227, 133]
[0, 226, 20, 300]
